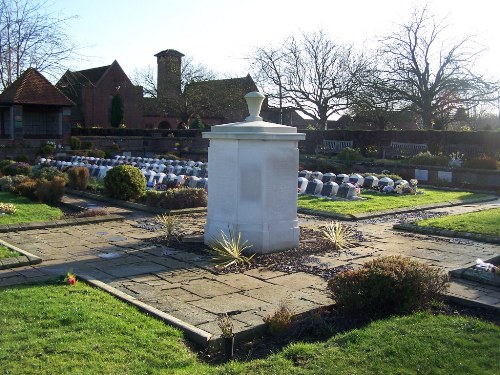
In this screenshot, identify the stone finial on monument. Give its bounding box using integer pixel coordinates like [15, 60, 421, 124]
[203, 92, 306, 254]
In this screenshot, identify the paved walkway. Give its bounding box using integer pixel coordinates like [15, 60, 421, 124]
[0, 195, 498, 345]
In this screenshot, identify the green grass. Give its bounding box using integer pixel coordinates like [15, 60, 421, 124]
[417, 207, 500, 236]
[298, 188, 489, 216]
[0, 281, 203, 374]
[1, 281, 499, 374]
[0, 192, 62, 225]
[0, 245, 19, 259]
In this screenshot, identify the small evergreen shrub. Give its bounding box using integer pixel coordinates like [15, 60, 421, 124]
[13, 178, 38, 200]
[87, 149, 106, 158]
[3, 162, 32, 176]
[463, 154, 498, 170]
[67, 167, 90, 190]
[327, 255, 448, 318]
[39, 142, 56, 157]
[31, 165, 68, 183]
[408, 151, 448, 167]
[144, 188, 207, 209]
[336, 147, 364, 161]
[104, 165, 146, 201]
[70, 136, 82, 150]
[35, 177, 66, 205]
[0, 160, 14, 173]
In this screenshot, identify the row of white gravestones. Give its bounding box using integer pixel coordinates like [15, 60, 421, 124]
[298, 175, 398, 199]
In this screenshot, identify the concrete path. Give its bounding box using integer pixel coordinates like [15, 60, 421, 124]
[0, 195, 498, 344]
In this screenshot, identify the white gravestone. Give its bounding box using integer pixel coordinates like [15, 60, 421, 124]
[203, 92, 305, 254]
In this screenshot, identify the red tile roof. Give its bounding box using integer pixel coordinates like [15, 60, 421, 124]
[0, 68, 74, 106]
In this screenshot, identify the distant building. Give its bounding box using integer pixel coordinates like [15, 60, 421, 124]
[0, 68, 73, 141]
[56, 49, 304, 130]
[57, 61, 143, 128]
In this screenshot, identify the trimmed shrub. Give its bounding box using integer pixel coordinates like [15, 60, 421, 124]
[39, 142, 56, 157]
[408, 151, 448, 167]
[463, 154, 498, 170]
[0, 160, 14, 173]
[104, 165, 146, 201]
[35, 177, 66, 205]
[144, 188, 207, 209]
[70, 136, 82, 150]
[67, 167, 90, 190]
[31, 165, 68, 183]
[87, 149, 106, 158]
[3, 162, 32, 176]
[327, 255, 448, 319]
[13, 178, 38, 200]
[336, 147, 364, 161]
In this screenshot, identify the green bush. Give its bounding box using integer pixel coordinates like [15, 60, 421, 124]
[35, 177, 66, 205]
[67, 167, 90, 190]
[0, 159, 15, 174]
[70, 136, 82, 150]
[31, 165, 68, 183]
[144, 188, 207, 209]
[3, 162, 32, 176]
[408, 151, 448, 167]
[104, 165, 146, 201]
[13, 178, 38, 200]
[0, 175, 29, 193]
[87, 149, 106, 158]
[336, 147, 364, 161]
[299, 156, 344, 172]
[463, 154, 498, 170]
[39, 142, 56, 157]
[327, 255, 448, 319]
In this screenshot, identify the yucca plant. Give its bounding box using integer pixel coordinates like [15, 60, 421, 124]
[321, 221, 354, 250]
[209, 228, 254, 268]
[155, 213, 178, 245]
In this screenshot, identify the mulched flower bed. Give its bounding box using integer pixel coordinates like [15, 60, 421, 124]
[137, 217, 364, 280]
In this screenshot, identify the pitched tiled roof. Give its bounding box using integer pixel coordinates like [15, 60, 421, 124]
[185, 74, 259, 115]
[0, 68, 74, 106]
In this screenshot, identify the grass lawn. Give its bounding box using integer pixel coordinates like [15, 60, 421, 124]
[0, 245, 19, 259]
[0, 191, 62, 225]
[416, 207, 500, 237]
[298, 188, 489, 216]
[1, 281, 499, 374]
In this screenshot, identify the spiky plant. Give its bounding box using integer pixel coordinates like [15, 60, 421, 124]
[155, 213, 178, 245]
[321, 221, 355, 251]
[209, 228, 254, 268]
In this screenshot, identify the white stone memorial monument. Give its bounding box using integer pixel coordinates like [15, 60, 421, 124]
[203, 92, 305, 254]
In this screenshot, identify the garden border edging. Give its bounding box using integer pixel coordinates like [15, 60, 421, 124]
[0, 238, 42, 269]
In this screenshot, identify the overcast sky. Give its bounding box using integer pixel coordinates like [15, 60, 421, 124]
[51, 0, 499, 81]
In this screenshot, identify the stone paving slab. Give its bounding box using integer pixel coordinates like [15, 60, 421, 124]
[0, 195, 498, 346]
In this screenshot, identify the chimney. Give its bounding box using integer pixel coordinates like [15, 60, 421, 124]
[154, 49, 184, 100]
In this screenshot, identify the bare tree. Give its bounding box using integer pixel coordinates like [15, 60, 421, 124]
[0, 0, 79, 89]
[250, 31, 370, 130]
[249, 46, 288, 124]
[378, 5, 498, 130]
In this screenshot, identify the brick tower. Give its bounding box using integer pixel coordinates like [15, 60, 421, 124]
[155, 49, 184, 100]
